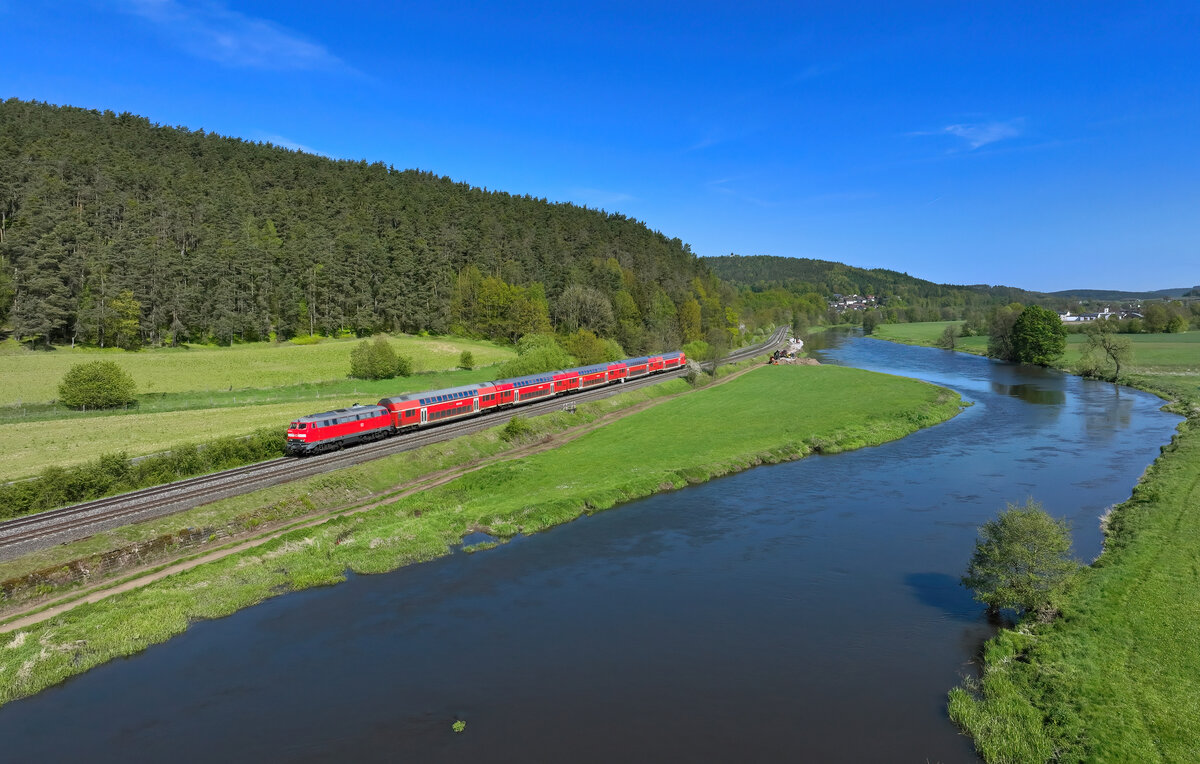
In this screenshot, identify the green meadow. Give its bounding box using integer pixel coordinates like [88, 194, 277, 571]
[0, 363, 963, 706]
[0, 335, 513, 481]
[0, 334, 514, 406]
[869, 322, 1200, 762]
[872, 321, 1199, 374]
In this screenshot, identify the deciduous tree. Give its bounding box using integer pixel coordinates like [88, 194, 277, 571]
[962, 499, 1080, 615]
[1010, 305, 1066, 366]
[349, 335, 411, 380]
[1083, 324, 1132, 380]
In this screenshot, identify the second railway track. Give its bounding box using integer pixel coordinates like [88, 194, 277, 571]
[0, 329, 786, 560]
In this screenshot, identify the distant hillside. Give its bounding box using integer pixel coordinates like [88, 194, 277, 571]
[704, 254, 1040, 305]
[0, 99, 726, 351]
[1049, 288, 1194, 300]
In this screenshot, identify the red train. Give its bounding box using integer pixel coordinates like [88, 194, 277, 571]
[285, 351, 687, 455]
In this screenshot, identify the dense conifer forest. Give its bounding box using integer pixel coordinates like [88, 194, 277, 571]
[0, 99, 732, 352]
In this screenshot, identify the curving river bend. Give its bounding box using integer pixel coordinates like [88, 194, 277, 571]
[0, 333, 1183, 762]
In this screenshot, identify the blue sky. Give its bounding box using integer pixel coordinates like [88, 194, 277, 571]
[4, 1, 1197, 291]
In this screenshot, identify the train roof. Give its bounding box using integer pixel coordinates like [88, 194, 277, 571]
[622, 356, 651, 365]
[571, 363, 610, 375]
[661, 350, 684, 358]
[293, 404, 387, 423]
[493, 371, 557, 388]
[379, 383, 483, 406]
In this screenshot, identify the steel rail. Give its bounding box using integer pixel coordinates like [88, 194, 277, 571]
[0, 328, 786, 559]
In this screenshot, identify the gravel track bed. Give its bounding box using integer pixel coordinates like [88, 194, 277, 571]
[0, 331, 784, 560]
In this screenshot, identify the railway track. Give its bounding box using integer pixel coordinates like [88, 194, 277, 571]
[0, 329, 786, 559]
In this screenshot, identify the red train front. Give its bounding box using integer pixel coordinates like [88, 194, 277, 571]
[286, 404, 394, 455]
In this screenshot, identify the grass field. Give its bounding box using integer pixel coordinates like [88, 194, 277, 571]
[867, 322, 1200, 761]
[0, 334, 515, 406]
[872, 321, 1200, 373]
[0, 363, 963, 707]
[0, 368, 500, 482]
[948, 413, 1200, 763]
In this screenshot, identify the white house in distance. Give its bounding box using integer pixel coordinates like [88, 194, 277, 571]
[1058, 307, 1143, 323]
[828, 294, 877, 313]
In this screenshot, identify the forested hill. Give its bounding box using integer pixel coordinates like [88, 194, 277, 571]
[1049, 287, 1194, 300]
[704, 254, 1039, 305]
[0, 99, 729, 352]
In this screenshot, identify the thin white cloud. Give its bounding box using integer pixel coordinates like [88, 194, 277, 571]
[943, 119, 1023, 149]
[570, 188, 636, 208]
[121, 0, 350, 72]
[912, 119, 1024, 150]
[257, 133, 323, 155]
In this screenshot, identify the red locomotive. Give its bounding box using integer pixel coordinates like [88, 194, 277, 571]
[285, 350, 687, 456]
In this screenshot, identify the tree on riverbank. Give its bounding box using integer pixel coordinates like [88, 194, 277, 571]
[1082, 324, 1132, 380]
[936, 324, 959, 349]
[962, 500, 1080, 616]
[1010, 306, 1067, 366]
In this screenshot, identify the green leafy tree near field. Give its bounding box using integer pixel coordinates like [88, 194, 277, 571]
[458, 350, 474, 370]
[58, 361, 137, 409]
[936, 324, 959, 349]
[985, 303, 1022, 360]
[1010, 305, 1066, 366]
[349, 335, 412, 380]
[494, 333, 576, 378]
[962, 499, 1081, 615]
[1082, 323, 1132, 380]
[563, 328, 623, 365]
[861, 311, 880, 335]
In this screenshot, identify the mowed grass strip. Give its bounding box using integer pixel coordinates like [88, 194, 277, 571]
[0, 334, 514, 406]
[0, 364, 962, 706]
[949, 416, 1200, 763]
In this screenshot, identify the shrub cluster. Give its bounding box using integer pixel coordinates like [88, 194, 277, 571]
[58, 361, 138, 409]
[500, 415, 535, 443]
[0, 428, 286, 520]
[349, 335, 412, 380]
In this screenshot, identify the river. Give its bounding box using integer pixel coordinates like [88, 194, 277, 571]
[0, 333, 1183, 761]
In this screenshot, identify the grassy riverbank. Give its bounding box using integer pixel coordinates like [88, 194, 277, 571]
[872, 321, 1200, 376]
[870, 321, 1200, 762]
[0, 363, 962, 707]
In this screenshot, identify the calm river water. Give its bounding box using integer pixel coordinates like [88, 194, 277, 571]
[0, 334, 1183, 762]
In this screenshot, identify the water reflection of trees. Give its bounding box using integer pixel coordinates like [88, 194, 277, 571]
[1083, 386, 1133, 441]
[989, 382, 1067, 406]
